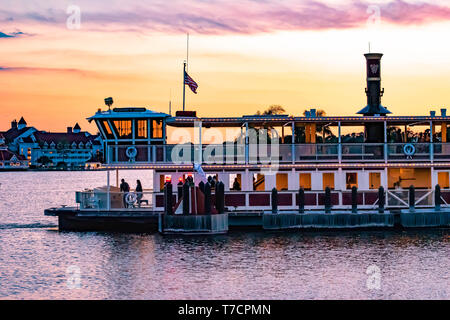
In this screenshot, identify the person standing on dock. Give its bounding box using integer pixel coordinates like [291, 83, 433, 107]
[120, 179, 130, 207]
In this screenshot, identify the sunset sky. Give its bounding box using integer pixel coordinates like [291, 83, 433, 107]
[1, 0, 450, 133]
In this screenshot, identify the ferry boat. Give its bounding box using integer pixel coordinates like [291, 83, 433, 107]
[45, 52, 450, 232]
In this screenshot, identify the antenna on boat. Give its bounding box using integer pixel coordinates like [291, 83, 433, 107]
[169, 89, 172, 116]
[368, 42, 371, 53]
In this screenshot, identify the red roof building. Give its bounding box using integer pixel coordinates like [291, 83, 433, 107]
[0, 133, 28, 169]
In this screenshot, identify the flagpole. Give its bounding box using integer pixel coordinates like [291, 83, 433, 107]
[183, 33, 189, 112]
[186, 33, 189, 72]
[182, 61, 186, 111]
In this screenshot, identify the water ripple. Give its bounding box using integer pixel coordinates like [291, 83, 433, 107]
[0, 171, 449, 299]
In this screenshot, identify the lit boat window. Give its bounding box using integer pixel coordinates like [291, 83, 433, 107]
[99, 120, 115, 139]
[276, 173, 288, 191]
[345, 172, 358, 190]
[152, 120, 163, 139]
[135, 120, 148, 139]
[323, 173, 335, 190]
[438, 172, 450, 189]
[112, 120, 133, 139]
[369, 172, 381, 189]
[299, 173, 311, 190]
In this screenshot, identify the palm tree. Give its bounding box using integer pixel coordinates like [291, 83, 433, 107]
[256, 105, 286, 116]
[302, 109, 333, 142]
[302, 109, 326, 117]
[253, 105, 286, 142]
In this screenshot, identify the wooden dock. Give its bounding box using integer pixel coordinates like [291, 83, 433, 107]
[45, 207, 450, 232]
[263, 211, 394, 230]
[45, 207, 159, 232]
[158, 213, 228, 235]
[400, 209, 450, 227]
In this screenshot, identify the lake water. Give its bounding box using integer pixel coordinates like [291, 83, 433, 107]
[0, 171, 449, 299]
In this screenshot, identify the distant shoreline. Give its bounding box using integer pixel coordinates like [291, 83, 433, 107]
[0, 168, 107, 172]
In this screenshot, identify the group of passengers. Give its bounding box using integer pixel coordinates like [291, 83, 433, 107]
[119, 179, 144, 208]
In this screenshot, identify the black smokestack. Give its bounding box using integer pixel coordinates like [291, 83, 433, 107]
[357, 53, 391, 116]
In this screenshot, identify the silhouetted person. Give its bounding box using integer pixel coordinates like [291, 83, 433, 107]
[208, 176, 216, 189]
[232, 178, 241, 191]
[120, 179, 130, 207]
[136, 180, 143, 207]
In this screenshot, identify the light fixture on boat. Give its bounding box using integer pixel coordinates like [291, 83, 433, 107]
[104, 97, 113, 111]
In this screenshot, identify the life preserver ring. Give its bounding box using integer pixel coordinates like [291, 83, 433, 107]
[403, 143, 415, 157]
[125, 192, 137, 205]
[126, 146, 138, 159]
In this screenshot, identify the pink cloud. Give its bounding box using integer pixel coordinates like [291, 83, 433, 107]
[2, 0, 450, 35]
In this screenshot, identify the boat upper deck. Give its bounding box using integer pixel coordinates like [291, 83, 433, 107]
[88, 52, 449, 168]
[167, 114, 450, 127]
[88, 108, 450, 168]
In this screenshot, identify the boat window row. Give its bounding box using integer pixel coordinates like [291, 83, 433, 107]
[158, 169, 450, 192]
[98, 119, 164, 140]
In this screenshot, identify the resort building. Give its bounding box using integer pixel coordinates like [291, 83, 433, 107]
[0, 133, 29, 170]
[1, 117, 37, 159]
[29, 128, 103, 168]
[2, 118, 103, 169]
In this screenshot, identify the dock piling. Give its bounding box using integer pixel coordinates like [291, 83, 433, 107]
[351, 186, 357, 213]
[204, 182, 211, 214]
[298, 188, 305, 213]
[409, 185, 415, 212]
[435, 184, 441, 211]
[325, 187, 331, 213]
[182, 181, 190, 215]
[216, 181, 225, 214]
[177, 181, 183, 201]
[198, 181, 205, 193]
[164, 182, 173, 215]
[272, 188, 278, 214]
[378, 186, 385, 213]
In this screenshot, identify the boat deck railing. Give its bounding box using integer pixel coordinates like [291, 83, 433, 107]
[75, 188, 450, 212]
[76, 190, 154, 211]
[105, 143, 450, 165]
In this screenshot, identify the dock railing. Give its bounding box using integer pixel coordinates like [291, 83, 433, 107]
[76, 190, 154, 211]
[76, 186, 450, 212]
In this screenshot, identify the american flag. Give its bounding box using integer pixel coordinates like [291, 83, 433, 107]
[184, 71, 198, 94]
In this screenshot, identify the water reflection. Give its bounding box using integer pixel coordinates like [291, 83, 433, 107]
[0, 228, 449, 299]
[0, 172, 448, 299]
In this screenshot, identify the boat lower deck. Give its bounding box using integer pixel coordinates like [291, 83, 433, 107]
[45, 207, 450, 232]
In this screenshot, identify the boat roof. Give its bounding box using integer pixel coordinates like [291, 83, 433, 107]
[167, 115, 450, 127]
[87, 107, 169, 122]
[87, 107, 450, 127]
